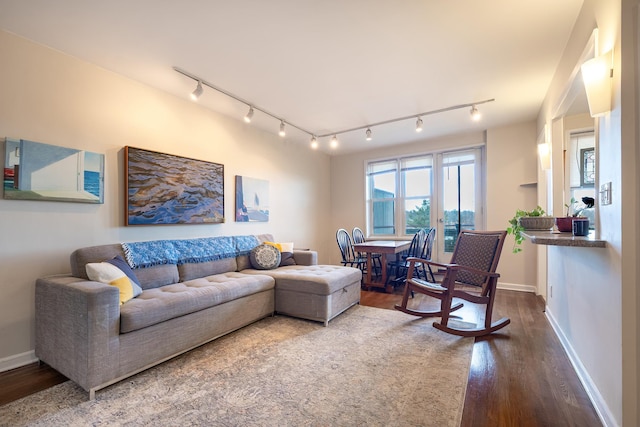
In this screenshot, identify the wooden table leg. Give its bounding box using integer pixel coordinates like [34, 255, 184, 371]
[380, 254, 393, 293]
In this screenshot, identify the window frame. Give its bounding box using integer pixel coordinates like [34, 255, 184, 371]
[366, 154, 433, 238]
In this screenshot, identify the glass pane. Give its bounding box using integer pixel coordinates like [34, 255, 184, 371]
[403, 167, 431, 198]
[373, 200, 395, 234]
[405, 198, 430, 234]
[443, 162, 476, 252]
[371, 171, 396, 198]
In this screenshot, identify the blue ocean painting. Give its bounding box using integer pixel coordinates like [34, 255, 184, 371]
[126, 147, 224, 225]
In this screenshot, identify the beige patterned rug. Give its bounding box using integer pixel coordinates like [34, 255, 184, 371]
[0, 305, 473, 427]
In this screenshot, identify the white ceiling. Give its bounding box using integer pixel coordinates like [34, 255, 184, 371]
[0, 1, 585, 154]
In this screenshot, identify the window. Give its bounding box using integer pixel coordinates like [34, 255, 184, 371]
[366, 155, 433, 237]
[366, 147, 485, 263]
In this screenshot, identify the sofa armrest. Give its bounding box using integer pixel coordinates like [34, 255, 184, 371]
[293, 250, 317, 266]
[35, 275, 121, 393]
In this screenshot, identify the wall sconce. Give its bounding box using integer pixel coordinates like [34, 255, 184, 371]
[581, 51, 613, 117]
[537, 141, 551, 170]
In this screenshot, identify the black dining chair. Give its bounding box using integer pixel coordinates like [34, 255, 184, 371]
[336, 228, 367, 271]
[352, 227, 381, 278]
[386, 228, 427, 285]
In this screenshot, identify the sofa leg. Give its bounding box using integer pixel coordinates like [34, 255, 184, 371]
[89, 388, 96, 401]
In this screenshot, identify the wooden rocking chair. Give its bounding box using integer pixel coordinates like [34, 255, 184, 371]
[394, 229, 510, 337]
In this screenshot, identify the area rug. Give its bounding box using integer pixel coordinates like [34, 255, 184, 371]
[0, 305, 473, 427]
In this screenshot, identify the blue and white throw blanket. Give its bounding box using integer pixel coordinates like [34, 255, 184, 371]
[122, 235, 259, 268]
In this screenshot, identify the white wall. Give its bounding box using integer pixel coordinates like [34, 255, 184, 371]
[536, 0, 637, 425]
[330, 124, 538, 289]
[0, 30, 332, 365]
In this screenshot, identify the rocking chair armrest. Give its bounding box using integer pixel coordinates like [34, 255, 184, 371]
[405, 257, 500, 280]
[405, 257, 450, 270]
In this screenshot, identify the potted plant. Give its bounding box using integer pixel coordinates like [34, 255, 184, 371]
[556, 197, 580, 232]
[507, 206, 554, 253]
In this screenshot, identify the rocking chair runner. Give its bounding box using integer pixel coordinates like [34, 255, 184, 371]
[394, 229, 510, 337]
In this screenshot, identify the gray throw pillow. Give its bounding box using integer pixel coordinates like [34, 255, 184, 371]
[250, 244, 281, 270]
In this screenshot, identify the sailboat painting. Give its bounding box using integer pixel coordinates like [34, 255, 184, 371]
[235, 175, 269, 222]
[3, 138, 104, 203]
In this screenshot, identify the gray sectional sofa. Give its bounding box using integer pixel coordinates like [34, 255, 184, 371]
[35, 234, 361, 399]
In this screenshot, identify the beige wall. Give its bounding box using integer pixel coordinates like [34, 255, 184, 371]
[0, 30, 332, 365]
[486, 122, 538, 290]
[330, 123, 538, 290]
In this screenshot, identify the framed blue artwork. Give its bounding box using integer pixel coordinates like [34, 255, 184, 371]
[125, 146, 224, 225]
[235, 175, 269, 222]
[3, 138, 104, 204]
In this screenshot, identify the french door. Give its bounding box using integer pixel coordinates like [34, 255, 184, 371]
[434, 148, 484, 262]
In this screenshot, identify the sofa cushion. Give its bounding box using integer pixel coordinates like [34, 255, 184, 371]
[119, 272, 275, 333]
[242, 265, 362, 295]
[135, 264, 180, 290]
[178, 257, 238, 282]
[249, 244, 281, 270]
[70, 243, 179, 290]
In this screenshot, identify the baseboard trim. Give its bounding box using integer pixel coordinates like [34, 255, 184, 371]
[545, 307, 618, 427]
[0, 350, 38, 373]
[497, 281, 536, 293]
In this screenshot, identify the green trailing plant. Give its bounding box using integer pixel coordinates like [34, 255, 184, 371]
[506, 206, 546, 253]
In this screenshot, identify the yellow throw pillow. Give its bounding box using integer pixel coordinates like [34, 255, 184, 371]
[86, 262, 142, 304]
[264, 241, 282, 251]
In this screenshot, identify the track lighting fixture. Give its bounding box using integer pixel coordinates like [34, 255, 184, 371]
[174, 66, 494, 150]
[190, 81, 203, 101]
[470, 105, 481, 121]
[244, 106, 254, 123]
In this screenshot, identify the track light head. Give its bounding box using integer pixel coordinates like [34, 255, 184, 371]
[470, 105, 481, 121]
[365, 128, 372, 141]
[190, 81, 203, 101]
[244, 106, 254, 123]
[415, 117, 423, 132]
[279, 121, 286, 137]
[310, 136, 318, 149]
[330, 135, 339, 149]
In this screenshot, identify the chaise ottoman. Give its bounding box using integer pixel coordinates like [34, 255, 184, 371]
[242, 265, 362, 326]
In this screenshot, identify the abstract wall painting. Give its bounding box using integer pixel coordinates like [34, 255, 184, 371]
[125, 146, 224, 225]
[235, 175, 269, 222]
[3, 138, 104, 203]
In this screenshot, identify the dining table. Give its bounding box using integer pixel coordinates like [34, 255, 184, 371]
[352, 240, 411, 293]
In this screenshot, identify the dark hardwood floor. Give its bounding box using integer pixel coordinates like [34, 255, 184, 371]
[360, 287, 602, 427]
[0, 288, 602, 426]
